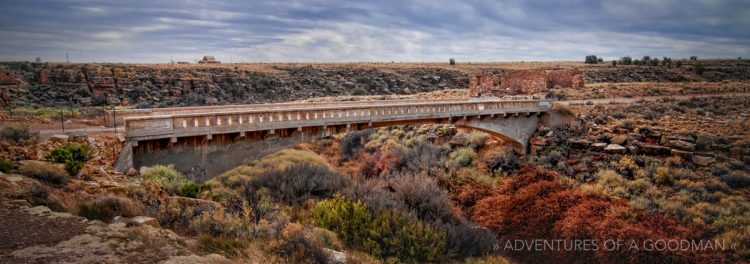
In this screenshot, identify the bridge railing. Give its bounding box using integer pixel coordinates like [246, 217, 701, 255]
[125, 99, 552, 141]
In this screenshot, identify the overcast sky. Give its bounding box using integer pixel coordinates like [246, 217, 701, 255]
[1, 0, 748, 63]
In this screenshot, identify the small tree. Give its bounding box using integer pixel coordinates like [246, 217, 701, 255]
[246, 187, 276, 239]
[621, 56, 632, 65]
[612, 60, 617, 67]
[650, 58, 659, 66]
[662, 57, 672, 67]
[585, 55, 599, 64]
[449, 58, 456, 65]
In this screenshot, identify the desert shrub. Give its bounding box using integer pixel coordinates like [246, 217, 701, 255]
[45, 143, 90, 163]
[613, 156, 639, 179]
[140, 165, 186, 189]
[313, 195, 446, 262]
[694, 63, 705, 75]
[553, 103, 574, 115]
[343, 179, 408, 214]
[197, 235, 249, 259]
[0, 125, 36, 142]
[390, 173, 456, 222]
[486, 150, 519, 174]
[722, 172, 750, 189]
[590, 169, 629, 198]
[401, 142, 447, 175]
[441, 222, 498, 258]
[368, 210, 446, 262]
[0, 158, 15, 173]
[18, 161, 68, 186]
[77, 196, 140, 222]
[179, 182, 210, 198]
[313, 195, 374, 247]
[652, 166, 672, 185]
[449, 147, 476, 168]
[340, 129, 374, 161]
[350, 87, 369, 96]
[248, 162, 346, 205]
[467, 131, 489, 148]
[45, 143, 90, 176]
[358, 148, 405, 178]
[543, 150, 564, 167]
[270, 223, 330, 264]
[189, 209, 251, 237]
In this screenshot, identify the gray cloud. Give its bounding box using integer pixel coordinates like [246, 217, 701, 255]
[0, 0, 748, 62]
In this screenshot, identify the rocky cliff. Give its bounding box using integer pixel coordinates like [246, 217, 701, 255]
[0, 61, 748, 108]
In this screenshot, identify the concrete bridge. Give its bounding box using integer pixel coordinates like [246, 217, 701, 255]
[115, 98, 552, 181]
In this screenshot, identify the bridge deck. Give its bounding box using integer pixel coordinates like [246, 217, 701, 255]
[124, 99, 552, 141]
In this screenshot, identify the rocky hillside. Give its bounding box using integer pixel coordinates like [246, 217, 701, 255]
[0, 61, 748, 108]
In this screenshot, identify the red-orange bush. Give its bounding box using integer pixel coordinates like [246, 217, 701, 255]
[358, 149, 404, 178]
[467, 165, 720, 263]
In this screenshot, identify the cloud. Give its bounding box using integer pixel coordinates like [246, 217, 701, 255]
[0, 0, 748, 62]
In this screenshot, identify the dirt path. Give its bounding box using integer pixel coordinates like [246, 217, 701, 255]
[558, 92, 750, 105]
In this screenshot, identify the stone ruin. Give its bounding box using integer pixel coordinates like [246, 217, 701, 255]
[0, 67, 21, 86]
[198, 56, 221, 64]
[468, 69, 585, 97]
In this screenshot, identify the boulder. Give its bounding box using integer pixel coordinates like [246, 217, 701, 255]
[48, 134, 69, 144]
[628, 133, 643, 141]
[569, 139, 592, 149]
[641, 144, 672, 156]
[671, 149, 694, 159]
[604, 144, 627, 154]
[592, 143, 607, 151]
[126, 216, 160, 228]
[324, 248, 347, 264]
[610, 135, 628, 145]
[668, 140, 696, 151]
[530, 136, 548, 146]
[692, 155, 716, 166]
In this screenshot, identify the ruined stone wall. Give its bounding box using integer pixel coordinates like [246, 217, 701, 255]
[547, 69, 585, 88]
[0, 68, 20, 85]
[468, 69, 585, 97]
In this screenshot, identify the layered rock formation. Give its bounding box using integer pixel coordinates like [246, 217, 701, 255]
[1, 60, 748, 108]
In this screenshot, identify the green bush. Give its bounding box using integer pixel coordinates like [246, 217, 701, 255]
[449, 147, 476, 168]
[350, 87, 369, 96]
[77, 196, 140, 222]
[140, 165, 186, 189]
[0, 125, 36, 142]
[197, 235, 248, 259]
[0, 158, 15, 173]
[179, 182, 210, 198]
[18, 161, 68, 186]
[313, 195, 446, 262]
[467, 131, 489, 148]
[45, 143, 90, 176]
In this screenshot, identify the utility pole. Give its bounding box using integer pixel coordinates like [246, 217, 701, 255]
[60, 109, 65, 132]
[112, 105, 116, 134]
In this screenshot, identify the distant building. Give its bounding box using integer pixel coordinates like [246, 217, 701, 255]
[35, 57, 42, 63]
[198, 56, 221, 64]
